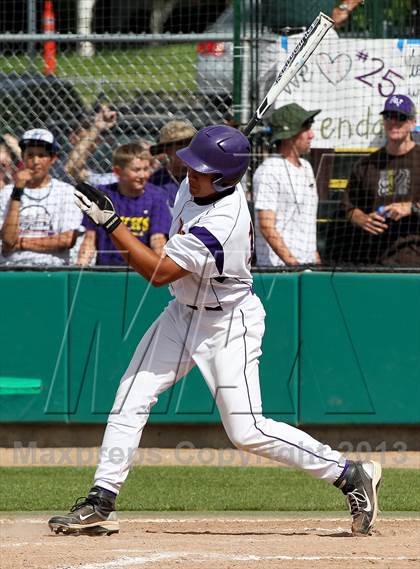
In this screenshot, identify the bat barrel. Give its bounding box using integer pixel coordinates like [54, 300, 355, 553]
[247, 12, 333, 129]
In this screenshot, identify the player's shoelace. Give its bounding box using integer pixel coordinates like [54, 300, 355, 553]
[347, 490, 368, 516]
[69, 496, 95, 513]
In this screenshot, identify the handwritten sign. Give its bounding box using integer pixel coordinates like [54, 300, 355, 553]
[267, 37, 420, 148]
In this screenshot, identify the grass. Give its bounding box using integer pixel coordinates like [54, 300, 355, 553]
[0, 44, 198, 104]
[0, 466, 419, 512]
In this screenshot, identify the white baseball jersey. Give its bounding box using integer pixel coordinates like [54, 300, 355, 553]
[253, 154, 318, 266]
[0, 178, 83, 266]
[164, 178, 254, 307]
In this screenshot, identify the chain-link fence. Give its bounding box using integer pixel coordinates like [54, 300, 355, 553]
[0, 0, 419, 270]
[0, 1, 241, 172]
[1, 1, 416, 165]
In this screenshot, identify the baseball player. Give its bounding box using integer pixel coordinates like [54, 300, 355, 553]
[48, 125, 381, 537]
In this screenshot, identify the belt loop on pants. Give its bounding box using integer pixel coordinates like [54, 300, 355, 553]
[186, 304, 223, 311]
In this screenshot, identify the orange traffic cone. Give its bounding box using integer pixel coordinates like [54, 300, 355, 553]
[43, 0, 57, 75]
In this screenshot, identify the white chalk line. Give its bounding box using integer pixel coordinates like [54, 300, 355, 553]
[59, 551, 420, 569]
[0, 527, 349, 548]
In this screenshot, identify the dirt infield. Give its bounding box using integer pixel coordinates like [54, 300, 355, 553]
[1, 513, 419, 569]
[2, 451, 419, 568]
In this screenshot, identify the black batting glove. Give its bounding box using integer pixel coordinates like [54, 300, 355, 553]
[74, 182, 121, 234]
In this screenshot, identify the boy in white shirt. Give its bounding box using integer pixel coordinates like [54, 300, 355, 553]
[0, 129, 82, 266]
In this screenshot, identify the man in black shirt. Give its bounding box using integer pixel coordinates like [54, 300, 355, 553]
[343, 94, 420, 266]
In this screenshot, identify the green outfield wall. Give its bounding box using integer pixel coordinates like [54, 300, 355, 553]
[0, 271, 419, 425]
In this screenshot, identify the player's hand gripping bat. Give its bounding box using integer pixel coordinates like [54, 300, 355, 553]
[74, 182, 122, 233]
[243, 12, 334, 137]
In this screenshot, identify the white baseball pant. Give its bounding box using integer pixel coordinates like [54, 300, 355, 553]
[94, 294, 345, 493]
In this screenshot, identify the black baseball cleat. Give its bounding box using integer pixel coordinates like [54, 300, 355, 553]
[334, 460, 382, 536]
[48, 486, 119, 536]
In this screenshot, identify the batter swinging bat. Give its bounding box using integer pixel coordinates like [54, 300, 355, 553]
[243, 12, 334, 137]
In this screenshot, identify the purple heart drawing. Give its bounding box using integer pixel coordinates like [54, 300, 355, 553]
[316, 53, 352, 85]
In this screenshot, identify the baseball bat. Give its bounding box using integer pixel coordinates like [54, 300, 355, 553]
[243, 12, 334, 137]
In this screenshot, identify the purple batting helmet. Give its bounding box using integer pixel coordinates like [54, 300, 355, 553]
[176, 124, 250, 192]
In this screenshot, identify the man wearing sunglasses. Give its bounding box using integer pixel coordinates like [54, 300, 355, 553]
[343, 94, 420, 266]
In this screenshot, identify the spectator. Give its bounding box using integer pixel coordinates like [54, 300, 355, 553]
[332, 0, 364, 28]
[0, 129, 82, 266]
[253, 103, 321, 267]
[77, 143, 171, 266]
[343, 94, 420, 266]
[0, 143, 14, 191]
[0, 143, 15, 264]
[65, 105, 120, 186]
[149, 120, 196, 210]
[3, 131, 24, 158]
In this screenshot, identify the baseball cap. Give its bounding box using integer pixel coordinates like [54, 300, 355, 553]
[380, 94, 416, 118]
[150, 120, 196, 155]
[19, 128, 58, 153]
[269, 103, 321, 143]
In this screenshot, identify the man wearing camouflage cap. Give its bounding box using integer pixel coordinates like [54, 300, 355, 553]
[253, 103, 321, 266]
[149, 120, 196, 210]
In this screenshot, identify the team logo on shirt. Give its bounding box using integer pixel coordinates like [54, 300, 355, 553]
[120, 214, 150, 236]
[378, 168, 410, 197]
[20, 205, 55, 236]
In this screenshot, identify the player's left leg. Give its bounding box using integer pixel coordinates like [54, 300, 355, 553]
[193, 294, 381, 535]
[49, 301, 196, 535]
[194, 294, 344, 481]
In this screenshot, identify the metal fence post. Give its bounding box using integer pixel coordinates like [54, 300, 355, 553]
[369, 0, 384, 38]
[27, 0, 36, 60]
[77, 0, 95, 57]
[233, 0, 242, 124]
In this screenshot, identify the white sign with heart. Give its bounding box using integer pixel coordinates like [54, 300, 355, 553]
[316, 52, 352, 85]
[267, 37, 419, 148]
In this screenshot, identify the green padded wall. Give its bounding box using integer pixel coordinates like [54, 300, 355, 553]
[299, 273, 420, 424]
[253, 273, 299, 421]
[0, 272, 68, 422]
[1, 271, 419, 425]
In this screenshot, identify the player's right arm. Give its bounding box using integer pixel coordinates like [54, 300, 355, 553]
[74, 181, 189, 285]
[110, 223, 188, 285]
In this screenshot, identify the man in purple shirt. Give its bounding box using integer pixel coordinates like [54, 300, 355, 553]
[77, 143, 171, 266]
